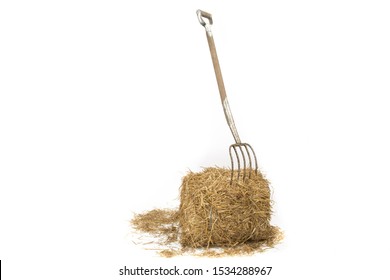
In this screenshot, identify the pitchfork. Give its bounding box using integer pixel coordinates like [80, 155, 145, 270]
[196, 10, 259, 184]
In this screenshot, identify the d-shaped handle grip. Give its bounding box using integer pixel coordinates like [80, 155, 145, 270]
[197, 9, 213, 26]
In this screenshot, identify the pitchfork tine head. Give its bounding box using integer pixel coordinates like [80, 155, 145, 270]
[229, 143, 258, 185]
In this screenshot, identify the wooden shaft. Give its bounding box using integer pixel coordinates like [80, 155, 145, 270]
[205, 29, 241, 144]
[205, 31, 227, 103]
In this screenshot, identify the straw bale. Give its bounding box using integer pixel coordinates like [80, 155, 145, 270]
[130, 167, 282, 257]
[179, 167, 273, 248]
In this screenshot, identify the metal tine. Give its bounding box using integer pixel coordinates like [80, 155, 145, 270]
[233, 146, 240, 182]
[242, 144, 252, 178]
[229, 145, 234, 184]
[245, 143, 258, 172]
[229, 145, 241, 185]
[237, 145, 246, 181]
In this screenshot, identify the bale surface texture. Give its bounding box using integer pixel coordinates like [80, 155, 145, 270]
[179, 167, 273, 248]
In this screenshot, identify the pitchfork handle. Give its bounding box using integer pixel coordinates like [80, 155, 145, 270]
[197, 10, 241, 144]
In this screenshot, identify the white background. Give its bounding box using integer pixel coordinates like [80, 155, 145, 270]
[1, 0, 390, 279]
